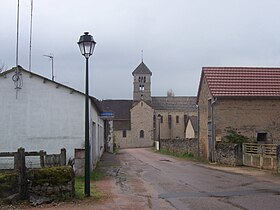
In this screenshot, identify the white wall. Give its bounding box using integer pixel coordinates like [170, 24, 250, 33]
[90, 103, 104, 169]
[185, 120, 195, 139]
[0, 70, 104, 168]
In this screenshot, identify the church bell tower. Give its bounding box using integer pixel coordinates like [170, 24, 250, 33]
[132, 61, 152, 102]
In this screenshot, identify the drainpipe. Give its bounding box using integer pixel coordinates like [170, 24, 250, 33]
[211, 97, 217, 162]
[197, 104, 200, 156]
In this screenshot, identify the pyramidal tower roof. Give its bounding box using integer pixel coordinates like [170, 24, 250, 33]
[132, 61, 152, 76]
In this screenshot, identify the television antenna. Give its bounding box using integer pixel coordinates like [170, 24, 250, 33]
[43, 54, 55, 81]
[28, 0, 34, 72]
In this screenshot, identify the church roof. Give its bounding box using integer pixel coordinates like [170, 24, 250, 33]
[101, 100, 132, 130]
[132, 61, 152, 76]
[101, 100, 132, 120]
[151, 96, 197, 111]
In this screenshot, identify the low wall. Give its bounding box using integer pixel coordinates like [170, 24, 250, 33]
[215, 143, 243, 166]
[160, 138, 198, 156]
[0, 171, 18, 198]
[0, 166, 75, 202]
[28, 166, 75, 201]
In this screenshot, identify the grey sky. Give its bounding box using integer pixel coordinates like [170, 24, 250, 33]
[1, 0, 280, 99]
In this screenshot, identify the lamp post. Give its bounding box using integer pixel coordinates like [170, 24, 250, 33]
[157, 114, 161, 150]
[157, 114, 161, 141]
[77, 32, 96, 197]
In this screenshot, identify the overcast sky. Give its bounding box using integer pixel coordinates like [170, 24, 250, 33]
[1, 0, 280, 99]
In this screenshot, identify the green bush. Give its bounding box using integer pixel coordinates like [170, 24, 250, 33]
[28, 166, 73, 186]
[0, 172, 18, 198]
[224, 127, 250, 144]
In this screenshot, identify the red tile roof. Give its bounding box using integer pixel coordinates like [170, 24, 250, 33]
[202, 67, 280, 97]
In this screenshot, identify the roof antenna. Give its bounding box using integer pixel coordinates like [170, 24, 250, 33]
[13, 0, 23, 99]
[141, 50, 144, 62]
[28, 0, 34, 72]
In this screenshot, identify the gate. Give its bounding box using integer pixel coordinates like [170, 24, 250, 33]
[243, 143, 279, 170]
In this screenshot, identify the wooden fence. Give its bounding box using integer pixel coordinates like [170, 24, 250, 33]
[0, 148, 67, 200]
[0, 148, 66, 170]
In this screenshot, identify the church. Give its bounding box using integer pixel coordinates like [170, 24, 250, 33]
[101, 61, 197, 148]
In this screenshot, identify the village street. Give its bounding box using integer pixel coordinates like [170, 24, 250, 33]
[29, 148, 280, 210]
[99, 148, 280, 210]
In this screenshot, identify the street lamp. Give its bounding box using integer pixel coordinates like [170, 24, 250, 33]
[78, 32, 96, 197]
[157, 114, 161, 150]
[157, 114, 161, 141]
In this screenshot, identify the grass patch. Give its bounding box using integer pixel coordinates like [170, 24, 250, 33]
[156, 148, 208, 163]
[75, 167, 105, 200]
[159, 149, 194, 158]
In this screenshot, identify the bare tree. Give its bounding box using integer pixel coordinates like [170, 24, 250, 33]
[167, 89, 175, 97]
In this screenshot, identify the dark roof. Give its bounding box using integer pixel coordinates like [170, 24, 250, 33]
[132, 61, 152, 76]
[151, 96, 197, 111]
[201, 67, 280, 97]
[188, 116, 198, 134]
[114, 120, 131, 130]
[101, 100, 132, 120]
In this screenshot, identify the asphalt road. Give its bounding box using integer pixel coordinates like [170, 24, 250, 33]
[115, 148, 280, 210]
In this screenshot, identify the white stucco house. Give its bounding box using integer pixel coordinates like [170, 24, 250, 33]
[0, 66, 104, 170]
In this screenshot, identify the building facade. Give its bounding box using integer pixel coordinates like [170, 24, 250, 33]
[102, 61, 197, 148]
[0, 67, 105, 170]
[197, 67, 280, 161]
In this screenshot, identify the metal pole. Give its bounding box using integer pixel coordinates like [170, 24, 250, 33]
[16, 0, 20, 68]
[158, 114, 161, 150]
[51, 57, 54, 81]
[84, 57, 90, 197]
[28, 0, 33, 72]
[158, 118, 160, 141]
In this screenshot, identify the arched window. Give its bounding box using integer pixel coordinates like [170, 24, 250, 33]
[140, 130, 144, 138]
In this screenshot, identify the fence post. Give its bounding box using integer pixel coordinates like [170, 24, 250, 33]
[60, 148, 66, 166]
[18, 147, 28, 200]
[39, 150, 45, 168]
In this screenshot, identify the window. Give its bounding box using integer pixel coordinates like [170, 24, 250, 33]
[161, 115, 163, 123]
[144, 76, 146, 83]
[168, 115, 172, 128]
[139, 85, 144, 91]
[123, 130, 127, 138]
[176, 116, 179, 123]
[140, 130, 144, 138]
[257, 132, 267, 142]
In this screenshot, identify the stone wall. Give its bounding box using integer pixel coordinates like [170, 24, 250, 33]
[197, 76, 213, 158]
[0, 166, 75, 202]
[130, 101, 154, 147]
[215, 143, 243, 166]
[160, 138, 198, 156]
[214, 99, 280, 144]
[155, 111, 197, 140]
[0, 171, 18, 198]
